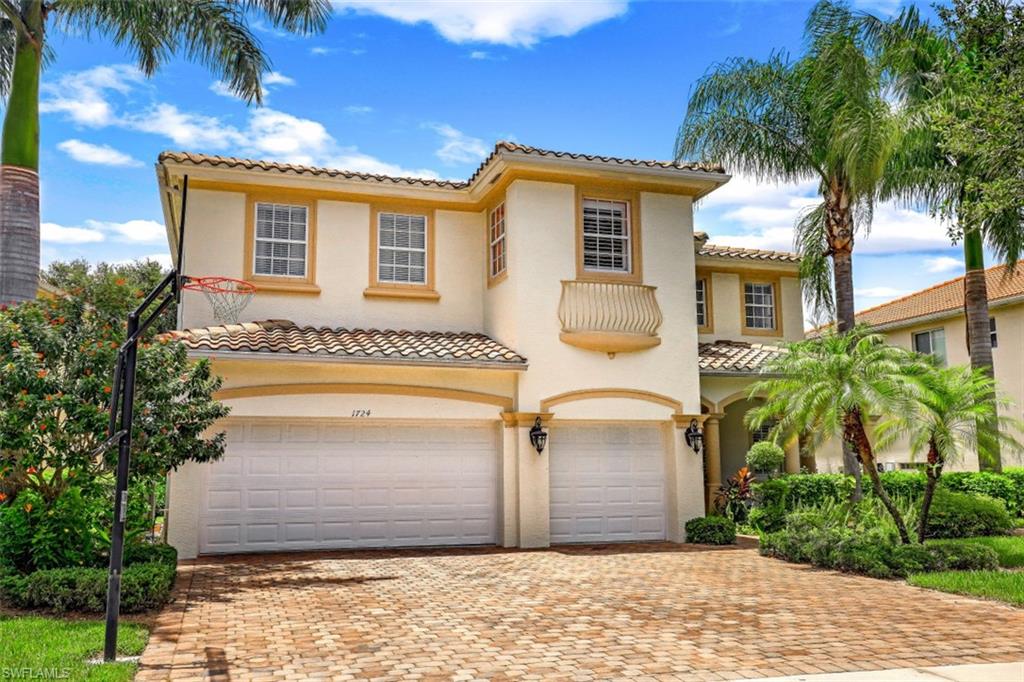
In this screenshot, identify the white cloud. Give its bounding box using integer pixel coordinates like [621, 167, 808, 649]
[855, 286, 911, 299]
[86, 219, 166, 244]
[263, 71, 295, 86]
[125, 103, 244, 149]
[244, 109, 334, 164]
[309, 46, 336, 55]
[326, 149, 441, 179]
[344, 105, 374, 115]
[470, 50, 489, 59]
[333, 0, 629, 47]
[426, 123, 488, 165]
[41, 222, 105, 244]
[698, 173, 954, 256]
[40, 64, 143, 126]
[924, 255, 964, 274]
[57, 139, 142, 167]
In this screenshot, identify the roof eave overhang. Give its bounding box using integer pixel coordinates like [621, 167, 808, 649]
[186, 348, 528, 371]
[863, 294, 1024, 333]
[699, 369, 782, 378]
[695, 254, 801, 271]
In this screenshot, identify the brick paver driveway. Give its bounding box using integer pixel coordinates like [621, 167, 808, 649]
[137, 543, 1024, 681]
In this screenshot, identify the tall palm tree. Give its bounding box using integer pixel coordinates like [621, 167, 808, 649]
[862, 2, 1024, 472]
[874, 364, 1022, 542]
[677, 0, 897, 486]
[747, 330, 922, 544]
[0, 0, 331, 305]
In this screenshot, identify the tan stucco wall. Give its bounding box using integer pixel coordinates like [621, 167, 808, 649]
[696, 261, 803, 346]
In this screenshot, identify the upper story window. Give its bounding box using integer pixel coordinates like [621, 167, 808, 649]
[913, 328, 947, 366]
[744, 282, 776, 330]
[253, 202, 307, 278]
[990, 316, 998, 348]
[696, 278, 708, 328]
[377, 212, 427, 285]
[488, 203, 507, 281]
[582, 197, 632, 274]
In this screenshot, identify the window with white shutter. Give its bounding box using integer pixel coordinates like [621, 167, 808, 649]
[581, 198, 631, 273]
[253, 202, 307, 277]
[377, 212, 427, 285]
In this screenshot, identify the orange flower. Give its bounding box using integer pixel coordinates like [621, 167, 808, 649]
[0, 492, 6, 502]
[23, 503, 32, 513]
[115, 277, 126, 286]
[103, 386, 112, 394]
[26, 466, 37, 474]
[38, 423, 47, 431]
[11, 341, 18, 348]
[36, 369, 47, 378]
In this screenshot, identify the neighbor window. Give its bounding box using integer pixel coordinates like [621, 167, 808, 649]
[377, 212, 427, 285]
[751, 419, 775, 444]
[488, 203, 507, 279]
[696, 278, 708, 328]
[913, 328, 947, 365]
[744, 282, 776, 330]
[990, 317, 998, 348]
[581, 197, 631, 273]
[253, 202, 307, 277]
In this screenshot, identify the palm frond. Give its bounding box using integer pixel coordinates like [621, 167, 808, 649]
[239, 0, 331, 35]
[0, 17, 13, 100]
[793, 202, 835, 319]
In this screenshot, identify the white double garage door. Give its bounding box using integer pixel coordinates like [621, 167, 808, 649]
[199, 419, 666, 554]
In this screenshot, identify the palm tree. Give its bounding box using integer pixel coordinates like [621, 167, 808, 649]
[0, 0, 331, 304]
[676, 0, 897, 486]
[875, 364, 1022, 542]
[747, 330, 922, 543]
[862, 2, 1024, 472]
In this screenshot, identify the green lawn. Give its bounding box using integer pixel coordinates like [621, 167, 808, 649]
[908, 571, 1024, 607]
[0, 616, 148, 681]
[928, 536, 1024, 568]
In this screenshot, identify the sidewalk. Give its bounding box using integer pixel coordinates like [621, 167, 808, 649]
[752, 661, 1024, 682]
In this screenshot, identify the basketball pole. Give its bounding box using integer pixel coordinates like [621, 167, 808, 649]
[102, 176, 189, 662]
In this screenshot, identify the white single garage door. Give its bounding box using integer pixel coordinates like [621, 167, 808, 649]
[199, 419, 499, 554]
[549, 423, 666, 543]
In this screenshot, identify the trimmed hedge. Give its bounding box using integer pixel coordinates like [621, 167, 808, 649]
[760, 508, 999, 579]
[0, 561, 175, 613]
[0, 541, 177, 614]
[877, 471, 927, 501]
[685, 516, 736, 545]
[924, 489, 1013, 538]
[749, 474, 853, 533]
[942, 471, 1019, 517]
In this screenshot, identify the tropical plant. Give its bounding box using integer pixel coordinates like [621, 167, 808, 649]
[747, 329, 923, 543]
[714, 466, 756, 522]
[0, 0, 332, 304]
[677, 0, 899, 484]
[746, 441, 786, 476]
[860, 1, 1024, 472]
[875, 363, 1023, 541]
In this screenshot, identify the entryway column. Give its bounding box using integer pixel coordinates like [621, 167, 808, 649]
[502, 412, 553, 548]
[499, 423, 520, 548]
[671, 415, 709, 541]
[703, 413, 724, 512]
[784, 435, 801, 474]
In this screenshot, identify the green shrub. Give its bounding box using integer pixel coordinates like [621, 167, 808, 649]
[0, 488, 106, 574]
[0, 490, 42, 573]
[746, 441, 785, 474]
[0, 562, 175, 614]
[942, 471, 1018, 517]
[685, 516, 736, 545]
[926, 540, 1000, 571]
[924, 489, 1013, 538]
[1004, 468, 1024, 516]
[749, 474, 854, 533]
[877, 470, 926, 501]
[832, 527, 901, 578]
[124, 542, 177, 567]
[759, 509, 848, 567]
[892, 543, 944, 574]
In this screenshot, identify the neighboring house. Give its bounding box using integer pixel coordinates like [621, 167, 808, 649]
[156, 142, 805, 559]
[813, 263, 1024, 473]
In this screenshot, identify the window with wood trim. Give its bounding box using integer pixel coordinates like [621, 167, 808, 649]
[696, 278, 708, 327]
[488, 203, 507, 279]
[913, 328, 947, 366]
[377, 212, 427, 285]
[253, 202, 308, 277]
[581, 198, 631, 274]
[744, 282, 776, 330]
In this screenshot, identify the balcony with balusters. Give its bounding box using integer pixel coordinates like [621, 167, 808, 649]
[557, 280, 664, 357]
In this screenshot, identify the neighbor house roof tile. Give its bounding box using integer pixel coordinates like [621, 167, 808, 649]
[855, 263, 1024, 329]
[698, 340, 783, 374]
[167, 320, 527, 368]
[158, 141, 725, 191]
[697, 242, 801, 263]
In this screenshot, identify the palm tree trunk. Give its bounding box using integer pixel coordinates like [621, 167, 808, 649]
[918, 440, 943, 543]
[0, 1, 43, 305]
[962, 227, 1002, 472]
[844, 408, 910, 544]
[828, 194, 863, 499]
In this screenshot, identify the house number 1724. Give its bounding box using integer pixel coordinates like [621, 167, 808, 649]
[351, 409, 372, 418]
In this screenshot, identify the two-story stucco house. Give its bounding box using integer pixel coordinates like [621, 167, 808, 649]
[156, 142, 805, 559]
[813, 264, 1024, 473]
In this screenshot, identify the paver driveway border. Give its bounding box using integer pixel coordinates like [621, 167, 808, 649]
[137, 542, 1024, 681]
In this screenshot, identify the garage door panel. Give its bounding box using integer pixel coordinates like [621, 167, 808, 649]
[200, 419, 499, 554]
[550, 424, 666, 544]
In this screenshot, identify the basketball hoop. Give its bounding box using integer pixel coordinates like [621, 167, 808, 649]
[180, 276, 256, 324]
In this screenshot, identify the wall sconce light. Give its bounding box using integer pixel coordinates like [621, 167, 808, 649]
[529, 416, 548, 454]
[684, 418, 704, 456]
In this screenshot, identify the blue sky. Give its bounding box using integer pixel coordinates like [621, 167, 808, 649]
[25, 0, 968, 324]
